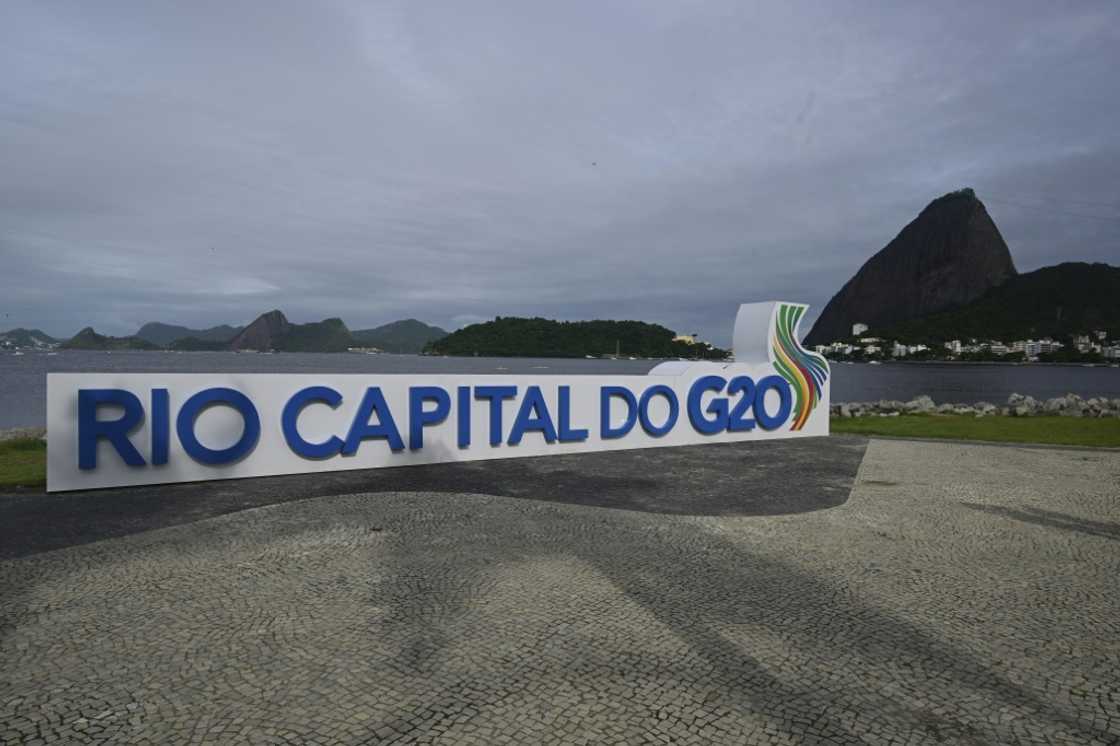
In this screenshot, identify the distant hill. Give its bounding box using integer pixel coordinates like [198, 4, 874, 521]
[351, 319, 448, 353]
[427, 317, 729, 359]
[881, 262, 1120, 342]
[136, 322, 242, 347]
[806, 189, 1017, 345]
[228, 310, 352, 352]
[0, 328, 59, 349]
[280, 318, 353, 352]
[61, 327, 160, 350]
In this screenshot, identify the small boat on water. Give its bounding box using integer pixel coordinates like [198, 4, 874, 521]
[12, 351, 24, 356]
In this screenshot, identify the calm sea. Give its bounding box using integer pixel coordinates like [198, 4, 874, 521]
[1, 350, 1117, 429]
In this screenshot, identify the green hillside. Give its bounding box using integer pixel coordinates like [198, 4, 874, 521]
[61, 327, 161, 350]
[0, 328, 59, 349]
[276, 318, 353, 352]
[882, 262, 1120, 342]
[427, 317, 728, 359]
[137, 322, 242, 346]
[351, 319, 448, 353]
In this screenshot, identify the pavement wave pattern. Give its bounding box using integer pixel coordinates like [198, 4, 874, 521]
[2, 439, 1118, 745]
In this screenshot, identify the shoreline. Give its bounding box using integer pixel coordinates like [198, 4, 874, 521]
[832, 358, 1120, 368]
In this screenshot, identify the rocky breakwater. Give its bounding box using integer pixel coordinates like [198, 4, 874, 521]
[831, 393, 1120, 418]
[0, 427, 46, 442]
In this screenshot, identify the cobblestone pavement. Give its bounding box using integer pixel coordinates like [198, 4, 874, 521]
[2, 439, 1118, 745]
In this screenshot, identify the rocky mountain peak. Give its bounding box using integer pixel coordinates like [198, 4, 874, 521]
[230, 310, 292, 351]
[805, 189, 1017, 346]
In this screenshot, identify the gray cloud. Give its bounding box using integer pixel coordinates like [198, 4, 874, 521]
[1, 0, 1117, 345]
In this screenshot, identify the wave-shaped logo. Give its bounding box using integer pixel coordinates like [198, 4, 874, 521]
[771, 303, 830, 430]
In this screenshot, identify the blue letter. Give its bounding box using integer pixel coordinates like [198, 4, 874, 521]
[151, 388, 170, 466]
[78, 389, 146, 470]
[688, 375, 728, 434]
[754, 375, 793, 430]
[409, 386, 451, 450]
[176, 388, 260, 465]
[475, 385, 517, 446]
[283, 386, 345, 459]
[726, 376, 756, 432]
[600, 386, 637, 439]
[344, 387, 405, 454]
[508, 386, 558, 445]
[557, 386, 588, 442]
[639, 384, 679, 437]
[457, 386, 471, 448]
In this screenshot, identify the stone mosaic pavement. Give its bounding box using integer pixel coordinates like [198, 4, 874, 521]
[1, 438, 1118, 744]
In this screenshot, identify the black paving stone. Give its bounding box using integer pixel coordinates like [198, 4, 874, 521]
[0, 435, 867, 559]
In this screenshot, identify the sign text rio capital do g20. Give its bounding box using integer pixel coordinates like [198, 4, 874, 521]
[46, 302, 830, 492]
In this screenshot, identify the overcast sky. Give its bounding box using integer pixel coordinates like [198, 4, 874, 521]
[2, 1, 1117, 344]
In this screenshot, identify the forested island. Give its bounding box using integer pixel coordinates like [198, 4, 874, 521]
[425, 317, 729, 359]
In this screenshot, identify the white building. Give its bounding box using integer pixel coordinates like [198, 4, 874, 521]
[1040, 339, 1062, 354]
[852, 323, 869, 336]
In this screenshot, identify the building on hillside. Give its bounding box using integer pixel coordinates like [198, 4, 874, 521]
[815, 342, 855, 357]
[944, 339, 962, 355]
[852, 322, 869, 336]
[673, 334, 697, 345]
[1039, 339, 1062, 354]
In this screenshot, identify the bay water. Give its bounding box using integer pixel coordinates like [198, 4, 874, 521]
[1, 350, 1117, 429]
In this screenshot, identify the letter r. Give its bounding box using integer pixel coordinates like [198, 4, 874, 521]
[78, 389, 146, 469]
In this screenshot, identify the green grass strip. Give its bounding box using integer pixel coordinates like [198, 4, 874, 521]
[832, 414, 1120, 448]
[0, 438, 47, 488]
[2, 417, 1116, 492]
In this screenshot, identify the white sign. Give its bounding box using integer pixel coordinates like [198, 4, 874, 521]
[46, 302, 830, 492]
